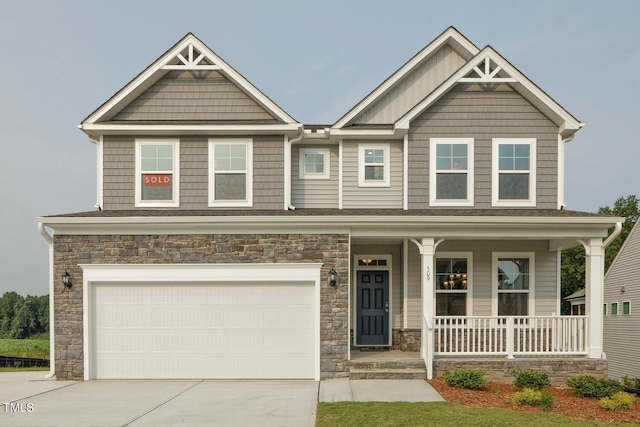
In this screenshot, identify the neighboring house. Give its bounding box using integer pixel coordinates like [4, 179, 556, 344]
[38, 27, 623, 383]
[565, 288, 586, 315]
[604, 220, 640, 380]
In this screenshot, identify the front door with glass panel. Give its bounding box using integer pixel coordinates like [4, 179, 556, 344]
[356, 271, 389, 345]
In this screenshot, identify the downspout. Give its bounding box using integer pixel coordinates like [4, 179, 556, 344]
[286, 128, 304, 210]
[38, 222, 56, 379]
[602, 221, 623, 249]
[558, 133, 575, 210]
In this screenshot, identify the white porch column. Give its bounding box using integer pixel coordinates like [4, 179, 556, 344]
[582, 238, 604, 359]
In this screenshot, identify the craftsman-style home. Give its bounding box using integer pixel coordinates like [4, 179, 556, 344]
[38, 27, 621, 383]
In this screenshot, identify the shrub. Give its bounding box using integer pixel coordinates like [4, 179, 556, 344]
[566, 375, 622, 398]
[512, 369, 550, 390]
[622, 376, 640, 389]
[442, 369, 489, 390]
[511, 388, 554, 411]
[599, 391, 635, 410]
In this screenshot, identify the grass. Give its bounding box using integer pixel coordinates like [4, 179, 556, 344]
[316, 402, 637, 427]
[0, 366, 48, 372]
[0, 338, 49, 358]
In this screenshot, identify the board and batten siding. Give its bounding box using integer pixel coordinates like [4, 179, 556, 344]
[406, 240, 558, 328]
[101, 135, 283, 210]
[341, 141, 403, 209]
[604, 222, 640, 380]
[111, 70, 278, 122]
[291, 145, 339, 208]
[351, 44, 467, 125]
[408, 84, 559, 209]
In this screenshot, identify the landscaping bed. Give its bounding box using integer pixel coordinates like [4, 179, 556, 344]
[428, 377, 640, 424]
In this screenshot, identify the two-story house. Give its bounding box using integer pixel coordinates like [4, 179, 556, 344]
[38, 27, 622, 383]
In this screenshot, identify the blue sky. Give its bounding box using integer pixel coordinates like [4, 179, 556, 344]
[1, 0, 639, 296]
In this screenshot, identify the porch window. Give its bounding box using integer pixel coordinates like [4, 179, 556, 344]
[493, 253, 534, 316]
[358, 144, 390, 187]
[135, 139, 180, 207]
[435, 254, 471, 316]
[208, 139, 253, 207]
[430, 138, 474, 206]
[492, 138, 536, 207]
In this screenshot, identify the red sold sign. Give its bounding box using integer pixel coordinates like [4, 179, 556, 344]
[144, 174, 171, 186]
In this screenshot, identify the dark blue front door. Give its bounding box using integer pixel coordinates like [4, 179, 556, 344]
[356, 271, 389, 345]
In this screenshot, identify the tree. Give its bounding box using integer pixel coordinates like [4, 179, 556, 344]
[0, 291, 24, 338]
[561, 195, 639, 314]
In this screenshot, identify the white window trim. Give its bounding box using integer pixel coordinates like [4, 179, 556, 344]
[299, 148, 330, 180]
[491, 252, 535, 316]
[358, 143, 390, 187]
[208, 138, 253, 207]
[434, 252, 473, 316]
[492, 138, 536, 207]
[622, 301, 631, 316]
[134, 139, 180, 208]
[429, 138, 474, 207]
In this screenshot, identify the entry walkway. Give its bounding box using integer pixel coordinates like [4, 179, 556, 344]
[319, 378, 444, 402]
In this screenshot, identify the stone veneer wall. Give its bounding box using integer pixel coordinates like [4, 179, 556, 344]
[434, 357, 608, 387]
[53, 233, 350, 380]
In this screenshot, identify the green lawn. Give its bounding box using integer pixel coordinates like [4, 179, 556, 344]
[0, 338, 49, 358]
[316, 402, 636, 427]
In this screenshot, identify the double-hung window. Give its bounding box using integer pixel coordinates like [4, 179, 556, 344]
[492, 138, 536, 207]
[430, 138, 474, 206]
[135, 139, 180, 207]
[493, 252, 534, 316]
[299, 148, 330, 180]
[435, 253, 472, 316]
[358, 144, 390, 187]
[209, 139, 253, 207]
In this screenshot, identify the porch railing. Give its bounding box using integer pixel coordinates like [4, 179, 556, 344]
[434, 316, 589, 358]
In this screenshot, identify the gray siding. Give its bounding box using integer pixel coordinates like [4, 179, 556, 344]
[101, 135, 284, 210]
[352, 44, 467, 125]
[351, 244, 403, 330]
[604, 222, 640, 380]
[111, 70, 278, 122]
[408, 83, 559, 209]
[341, 141, 403, 209]
[406, 240, 558, 328]
[291, 145, 339, 208]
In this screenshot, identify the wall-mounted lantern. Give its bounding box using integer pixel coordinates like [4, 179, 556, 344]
[61, 270, 73, 290]
[328, 268, 338, 287]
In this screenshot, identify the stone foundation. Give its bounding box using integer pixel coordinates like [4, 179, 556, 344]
[434, 356, 608, 387]
[53, 233, 350, 380]
[392, 328, 421, 352]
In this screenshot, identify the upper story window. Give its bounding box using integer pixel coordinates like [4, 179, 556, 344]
[135, 139, 180, 208]
[492, 138, 536, 207]
[299, 148, 330, 180]
[435, 253, 472, 316]
[209, 139, 253, 207]
[493, 252, 535, 316]
[430, 138, 474, 206]
[358, 144, 390, 187]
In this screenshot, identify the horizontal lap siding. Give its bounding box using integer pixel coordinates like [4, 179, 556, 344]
[408, 84, 559, 209]
[406, 240, 558, 327]
[604, 224, 640, 379]
[342, 141, 403, 209]
[354, 44, 467, 124]
[102, 135, 284, 210]
[291, 145, 339, 208]
[112, 71, 277, 122]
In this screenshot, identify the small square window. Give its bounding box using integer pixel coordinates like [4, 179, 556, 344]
[358, 144, 390, 187]
[299, 149, 330, 180]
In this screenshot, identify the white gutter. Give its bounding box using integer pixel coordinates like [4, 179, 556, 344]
[285, 129, 304, 210]
[602, 221, 623, 249]
[37, 223, 55, 379]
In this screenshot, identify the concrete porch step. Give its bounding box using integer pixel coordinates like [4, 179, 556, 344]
[349, 358, 427, 380]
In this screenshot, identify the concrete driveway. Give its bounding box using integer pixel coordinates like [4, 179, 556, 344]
[0, 372, 318, 427]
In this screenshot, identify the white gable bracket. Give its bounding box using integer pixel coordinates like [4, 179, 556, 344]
[458, 57, 516, 83]
[162, 42, 221, 70]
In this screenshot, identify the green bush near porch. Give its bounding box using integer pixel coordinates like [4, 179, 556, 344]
[442, 368, 488, 390]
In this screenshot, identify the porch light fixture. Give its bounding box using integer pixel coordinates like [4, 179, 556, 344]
[61, 270, 73, 289]
[328, 268, 338, 287]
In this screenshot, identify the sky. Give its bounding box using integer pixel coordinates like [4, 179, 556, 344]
[1, 0, 639, 296]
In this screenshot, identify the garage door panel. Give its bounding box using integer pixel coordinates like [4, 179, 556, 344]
[93, 282, 315, 379]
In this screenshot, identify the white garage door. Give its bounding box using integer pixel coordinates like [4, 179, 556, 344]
[91, 281, 316, 379]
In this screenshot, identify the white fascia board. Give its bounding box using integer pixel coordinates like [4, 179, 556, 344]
[396, 48, 583, 133]
[79, 123, 302, 136]
[38, 214, 622, 239]
[334, 28, 479, 128]
[84, 34, 297, 125]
